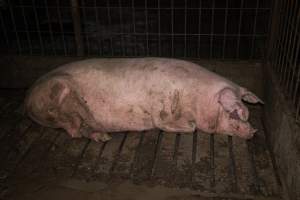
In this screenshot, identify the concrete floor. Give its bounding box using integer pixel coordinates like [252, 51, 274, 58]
[0, 60, 282, 200]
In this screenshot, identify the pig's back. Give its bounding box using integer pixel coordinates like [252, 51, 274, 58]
[54, 58, 233, 131]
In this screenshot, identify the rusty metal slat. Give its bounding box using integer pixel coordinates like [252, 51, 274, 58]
[228, 136, 238, 193]
[71, 139, 91, 177]
[246, 140, 261, 195]
[209, 134, 215, 190]
[129, 131, 145, 178]
[109, 132, 128, 175]
[150, 131, 163, 178]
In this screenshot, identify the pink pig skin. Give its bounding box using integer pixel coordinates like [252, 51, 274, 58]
[25, 58, 263, 142]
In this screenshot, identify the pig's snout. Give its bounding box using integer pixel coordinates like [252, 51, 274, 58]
[236, 123, 257, 139]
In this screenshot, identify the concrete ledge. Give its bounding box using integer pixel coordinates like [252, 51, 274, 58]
[263, 63, 300, 200]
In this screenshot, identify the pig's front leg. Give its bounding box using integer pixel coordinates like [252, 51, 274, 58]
[80, 122, 111, 142]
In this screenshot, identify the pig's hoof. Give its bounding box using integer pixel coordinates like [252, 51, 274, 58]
[90, 132, 112, 142]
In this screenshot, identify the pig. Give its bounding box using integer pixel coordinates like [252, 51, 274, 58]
[24, 58, 263, 142]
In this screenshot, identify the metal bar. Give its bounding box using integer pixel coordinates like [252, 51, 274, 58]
[91, 141, 107, 175]
[70, 0, 84, 56]
[56, 0, 67, 55]
[190, 131, 198, 183]
[296, 98, 300, 121]
[118, 0, 125, 56]
[7, 1, 22, 54]
[12, 30, 268, 37]
[210, 134, 215, 190]
[246, 140, 261, 194]
[94, 0, 102, 56]
[129, 132, 145, 178]
[250, 0, 259, 59]
[158, 0, 161, 56]
[0, 12, 9, 47]
[171, 0, 174, 57]
[266, 0, 281, 64]
[150, 131, 163, 177]
[172, 133, 181, 163]
[228, 136, 238, 192]
[71, 139, 91, 177]
[222, 0, 229, 59]
[197, 4, 202, 57]
[132, 0, 137, 56]
[184, 0, 187, 57]
[272, 0, 288, 71]
[145, 0, 149, 56]
[110, 133, 128, 175]
[19, 0, 32, 55]
[14, 5, 272, 10]
[283, 3, 300, 89]
[285, 9, 300, 92]
[44, 0, 57, 55]
[210, 0, 215, 59]
[279, 0, 296, 84]
[106, 0, 114, 56]
[32, 0, 45, 55]
[80, 0, 90, 55]
[276, 0, 292, 73]
[236, 0, 244, 59]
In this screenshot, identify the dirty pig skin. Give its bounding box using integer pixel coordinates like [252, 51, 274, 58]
[25, 58, 263, 142]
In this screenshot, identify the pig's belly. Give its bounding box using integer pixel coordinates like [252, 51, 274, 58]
[84, 90, 155, 132]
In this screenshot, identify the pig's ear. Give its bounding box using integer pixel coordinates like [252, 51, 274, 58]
[218, 88, 249, 121]
[240, 88, 264, 104]
[50, 80, 70, 105]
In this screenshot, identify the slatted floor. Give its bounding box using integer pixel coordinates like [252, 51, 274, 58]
[0, 90, 282, 200]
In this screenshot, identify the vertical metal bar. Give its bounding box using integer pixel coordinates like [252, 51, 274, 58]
[71, 139, 91, 177]
[20, 0, 33, 55]
[171, 0, 174, 57]
[145, 0, 149, 56]
[228, 136, 238, 192]
[0, 12, 9, 47]
[106, 0, 114, 56]
[197, 4, 201, 58]
[210, 0, 215, 59]
[250, 0, 259, 59]
[150, 131, 163, 177]
[289, 34, 300, 100]
[32, 0, 45, 55]
[110, 133, 128, 175]
[118, 0, 125, 56]
[158, 0, 161, 56]
[222, 0, 228, 59]
[81, 0, 90, 55]
[210, 134, 215, 190]
[132, 0, 137, 56]
[271, 0, 285, 70]
[70, 0, 84, 56]
[183, 0, 187, 58]
[56, 0, 67, 55]
[129, 132, 145, 178]
[279, 0, 295, 84]
[7, 0, 21, 54]
[276, 0, 291, 73]
[190, 131, 198, 183]
[296, 98, 300, 121]
[172, 133, 181, 163]
[236, 0, 244, 59]
[266, 0, 283, 66]
[94, 0, 102, 56]
[44, 0, 57, 55]
[284, 6, 300, 90]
